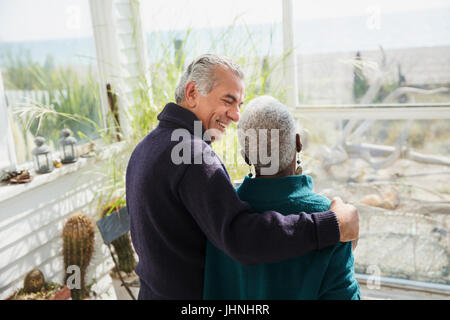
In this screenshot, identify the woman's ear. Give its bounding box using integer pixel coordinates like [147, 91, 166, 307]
[184, 82, 198, 108]
[296, 133, 302, 153]
[241, 150, 251, 165]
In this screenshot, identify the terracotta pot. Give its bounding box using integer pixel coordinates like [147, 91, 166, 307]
[48, 285, 71, 300]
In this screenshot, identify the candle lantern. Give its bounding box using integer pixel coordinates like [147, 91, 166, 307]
[32, 136, 54, 174]
[59, 128, 78, 164]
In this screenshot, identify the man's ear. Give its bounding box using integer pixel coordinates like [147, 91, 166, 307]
[184, 81, 198, 108]
[296, 133, 302, 153]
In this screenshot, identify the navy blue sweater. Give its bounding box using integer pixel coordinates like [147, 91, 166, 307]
[126, 103, 340, 299]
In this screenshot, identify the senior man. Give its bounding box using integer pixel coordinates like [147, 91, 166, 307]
[126, 54, 359, 299]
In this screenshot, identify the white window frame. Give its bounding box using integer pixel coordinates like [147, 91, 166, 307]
[89, 0, 151, 140]
[293, 103, 450, 120]
[0, 72, 17, 172]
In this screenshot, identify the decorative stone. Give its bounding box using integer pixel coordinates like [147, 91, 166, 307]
[361, 194, 382, 207]
[23, 269, 45, 294]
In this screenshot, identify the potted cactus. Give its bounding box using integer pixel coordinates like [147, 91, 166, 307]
[62, 212, 95, 300]
[99, 197, 139, 300]
[6, 269, 71, 300]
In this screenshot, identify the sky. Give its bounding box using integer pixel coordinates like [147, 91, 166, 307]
[0, 0, 449, 42]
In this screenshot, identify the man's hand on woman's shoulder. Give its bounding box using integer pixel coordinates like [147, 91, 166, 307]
[330, 197, 359, 243]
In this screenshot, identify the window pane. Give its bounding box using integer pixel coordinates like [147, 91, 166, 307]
[296, 115, 450, 284]
[141, 0, 284, 106]
[138, 0, 285, 180]
[0, 0, 101, 164]
[293, 1, 450, 105]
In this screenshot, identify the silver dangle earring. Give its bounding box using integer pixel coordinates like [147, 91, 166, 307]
[248, 165, 254, 178]
[295, 153, 303, 175]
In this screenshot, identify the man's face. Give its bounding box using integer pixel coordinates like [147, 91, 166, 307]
[191, 67, 245, 142]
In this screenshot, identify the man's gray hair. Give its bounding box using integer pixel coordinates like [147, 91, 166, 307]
[237, 95, 296, 175]
[174, 54, 244, 104]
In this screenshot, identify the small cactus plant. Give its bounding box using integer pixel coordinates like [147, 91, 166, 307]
[62, 212, 95, 300]
[102, 198, 137, 274]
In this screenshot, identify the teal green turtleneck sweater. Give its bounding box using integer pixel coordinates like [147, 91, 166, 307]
[203, 175, 360, 300]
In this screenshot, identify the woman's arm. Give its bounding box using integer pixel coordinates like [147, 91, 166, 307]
[318, 242, 361, 300]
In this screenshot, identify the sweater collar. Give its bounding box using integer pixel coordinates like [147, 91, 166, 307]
[237, 174, 315, 202]
[157, 102, 211, 144]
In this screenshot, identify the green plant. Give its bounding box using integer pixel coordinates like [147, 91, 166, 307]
[353, 51, 369, 103]
[142, 20, 291, 181]
[101, 198, 137, 274]
[9, 17, 294, 187]
[374, 80, 399, 103]
[62, 212, 95, 300]
[1, 49, 50, 90]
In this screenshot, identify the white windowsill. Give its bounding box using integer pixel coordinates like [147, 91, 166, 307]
[0, 140, 129, 203]
[0, 156, 96, 203]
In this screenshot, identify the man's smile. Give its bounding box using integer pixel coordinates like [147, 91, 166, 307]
[216, 120, 227, 131]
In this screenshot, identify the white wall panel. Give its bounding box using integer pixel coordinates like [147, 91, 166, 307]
[0, 163, 117, 299]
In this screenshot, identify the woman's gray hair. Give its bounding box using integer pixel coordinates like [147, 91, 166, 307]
[174, 54, 244, 104]
[237, 95, 296, 175]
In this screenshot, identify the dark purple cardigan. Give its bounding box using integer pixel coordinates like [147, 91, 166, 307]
[126, 103, 340, 299]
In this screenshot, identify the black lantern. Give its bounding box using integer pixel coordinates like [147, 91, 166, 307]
[59, 128, 78, 164]
[32, 136, 54, 174]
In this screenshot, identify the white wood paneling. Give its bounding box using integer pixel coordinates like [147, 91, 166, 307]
[120, 48, 139, 65]
[118, 34, 136, 50]
[89, 0, 151, 140]
[123, 62, 141, 78]
[282, 0, 298, 109]
[116, 19, 135, 35]
[0, 162, 117, 299]
[114, 3, 133, 19]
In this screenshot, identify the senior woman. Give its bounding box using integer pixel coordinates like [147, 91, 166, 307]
[203, 95, 360, 300]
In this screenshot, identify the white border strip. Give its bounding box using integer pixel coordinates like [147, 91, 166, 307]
[293, 103, 450, 120]
[355, 273, 450, 295]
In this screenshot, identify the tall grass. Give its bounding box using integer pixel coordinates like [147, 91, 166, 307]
[143, 21, 291, 181]
[2, 17, 292, 201]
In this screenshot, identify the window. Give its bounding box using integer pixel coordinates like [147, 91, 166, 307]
[140, 0, 286, 179]
[137, 0, 450, 287]
[141, 0, 285, 105]
[0, 0, 101, 165]
[292, 0, 450, 105]
[294, 112, 450, 285]
[290, 1, 450, 286]
[1, 0, 448, 292]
